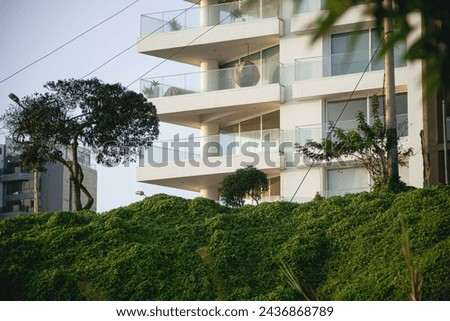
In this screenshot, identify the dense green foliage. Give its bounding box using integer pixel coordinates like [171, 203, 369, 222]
[220, 166, 269, 207]
[1, 187, 450, 300]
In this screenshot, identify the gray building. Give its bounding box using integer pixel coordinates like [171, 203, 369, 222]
[0, 142, 97, 219]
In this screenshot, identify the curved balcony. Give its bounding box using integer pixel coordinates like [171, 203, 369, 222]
[138, 0, 282, 65]
[141, 62, 284, 127]
[136, 129, 282, 192]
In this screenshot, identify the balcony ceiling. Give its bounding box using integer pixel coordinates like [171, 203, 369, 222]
[150, 84, 283, 128]
[160, 101, 280, 128]
[138, 166, 280, 192]
[138, 18, 282, 66]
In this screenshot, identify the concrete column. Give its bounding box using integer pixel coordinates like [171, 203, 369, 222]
[200, 122, 220, 163]
[200, 122, 220, 201]
[200, 0, 219, 27]
[200, 59, 219, 92]
[200, 186, 219, 201]
[200, 122, 219, 146]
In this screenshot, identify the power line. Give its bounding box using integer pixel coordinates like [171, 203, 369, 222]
[126, 0, 255, 88]
[0, 0, 140, 84]
[289, 43, 383, 202]
[81, 0, 202, 79]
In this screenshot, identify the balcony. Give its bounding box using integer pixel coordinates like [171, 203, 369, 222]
[138, 0, 282, 65]
[295, 49, 406, 81]
[141, 62, 284, 127]
[0, 205, 33, 219]
[136, 129, 282, 192]
[296, 115, 409, 146]
[143, 128, 281, 162]
[293, 49, 408, 99]
[5, 192, 34, 202]
[291, 0, 327, 33]
[0, 172, 33, 182]
[284, 186, 371, 203]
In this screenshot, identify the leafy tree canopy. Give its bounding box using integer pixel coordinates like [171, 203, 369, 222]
[220, 165, 269, 207]
[1, 78, 159, 210]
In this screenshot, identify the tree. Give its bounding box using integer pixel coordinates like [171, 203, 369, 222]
[1, 78, 159, 211]
[6, 93, 61, 213]
[312, 0, 450, 95]
[219, 166, 269, 207]
[296, 95, 413, 187]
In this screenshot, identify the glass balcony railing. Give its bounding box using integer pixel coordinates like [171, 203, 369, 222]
[295, 49, 406, 81]
[296, 114, 408, 145]
[321, 186, 370, 197]
[142, 129, 281, 165]
[293, 0, 326, 14]
[140, 0, 280, 36]
[140, 62, 282, 99]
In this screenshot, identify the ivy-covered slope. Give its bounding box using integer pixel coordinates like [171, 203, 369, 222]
[1, 187, 449, 300]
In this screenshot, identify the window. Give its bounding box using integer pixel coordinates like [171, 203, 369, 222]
[327, 98, 367, 133]
[294, 0, 326, 14]
[219, 111, 280, 155]
[263, 176, 281, 200]
[330, 29, 406, 76]
[326, 93, 408, 137]
[327, 168, 370, 196]
[219, 45, 280, 88]
[331, 30, 370, 76]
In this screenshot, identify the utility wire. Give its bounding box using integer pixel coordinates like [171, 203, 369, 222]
[289, 42, 383, 202]
[126, 0, 255, 88]
[0, 0, 140, 84]
[81, 0, 202, 79]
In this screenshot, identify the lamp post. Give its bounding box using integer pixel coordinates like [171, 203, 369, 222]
[8, 93, 39, 214]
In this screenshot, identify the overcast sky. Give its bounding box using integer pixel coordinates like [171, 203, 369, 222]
[0, 0, 200, 212]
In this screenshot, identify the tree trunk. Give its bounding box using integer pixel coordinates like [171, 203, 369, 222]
[384, 0, 399, 183]
[71, 173, 82, 211]
[77, 161, 94, 210]
[80, 183, 94, 210]
[70, 139, 94, 211]
[33, 169, 39, 213]
[71, 141, 82, 211]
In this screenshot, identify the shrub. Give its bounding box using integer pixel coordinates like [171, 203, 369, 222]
[220, 166, 269, 207]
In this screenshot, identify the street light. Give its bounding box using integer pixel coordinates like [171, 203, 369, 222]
[135, 190, 146, 197]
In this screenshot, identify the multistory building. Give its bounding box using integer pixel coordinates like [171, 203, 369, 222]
[136, 0, 448, 202]
[0, 141, 97, 218]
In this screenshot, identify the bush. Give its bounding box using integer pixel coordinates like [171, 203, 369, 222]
[220, 166, 269, 207]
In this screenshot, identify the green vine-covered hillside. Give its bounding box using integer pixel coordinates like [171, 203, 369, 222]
[1, 188, 449, 300]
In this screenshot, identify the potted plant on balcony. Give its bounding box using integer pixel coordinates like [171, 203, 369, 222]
[168, 18, 182, 31]
[230, 7, 245, 22]
[142, 80, 160, 99]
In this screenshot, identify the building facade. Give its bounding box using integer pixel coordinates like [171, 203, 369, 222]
[136, 0, 448, 202]
[0, 143, 97, 218]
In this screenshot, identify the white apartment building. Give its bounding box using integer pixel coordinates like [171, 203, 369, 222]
[136, 0, 449, 202]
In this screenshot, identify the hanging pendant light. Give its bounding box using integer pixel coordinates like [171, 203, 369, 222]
[233, 43, 260, 87]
